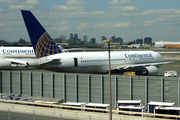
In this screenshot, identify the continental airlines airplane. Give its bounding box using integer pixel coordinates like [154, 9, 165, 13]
[0, 47, 35, 69]
[5, 10, 172, 76]
[0, 47, 35, 58]
[0, 46, 63, 69]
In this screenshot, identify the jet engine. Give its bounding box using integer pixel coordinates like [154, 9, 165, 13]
[0, 59, 11, 69]
[136, 66, 158, 76]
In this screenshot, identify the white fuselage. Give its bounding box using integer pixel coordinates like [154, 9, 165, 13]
[0, 47, 35, 58]
[39, 50, 164, 73]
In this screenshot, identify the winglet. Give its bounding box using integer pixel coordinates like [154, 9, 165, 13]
[21, 10, 62, 58]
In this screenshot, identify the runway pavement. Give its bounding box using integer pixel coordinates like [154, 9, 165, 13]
[157, 61, 180, 76]
[158, 52, 180, 76]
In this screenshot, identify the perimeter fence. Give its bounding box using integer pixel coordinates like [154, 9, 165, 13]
[0, 70, 180, 108]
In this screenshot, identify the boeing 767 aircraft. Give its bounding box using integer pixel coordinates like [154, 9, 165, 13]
[5, 10, 172, 76]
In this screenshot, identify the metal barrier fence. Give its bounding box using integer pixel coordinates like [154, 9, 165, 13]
[0, 70, 180, 108]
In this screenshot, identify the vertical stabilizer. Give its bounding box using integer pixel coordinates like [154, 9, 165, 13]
[21, 10, 62, 58]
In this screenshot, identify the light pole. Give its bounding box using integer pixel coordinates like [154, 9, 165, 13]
[8, 108, 10, 120]
[108, 41, 112, 120]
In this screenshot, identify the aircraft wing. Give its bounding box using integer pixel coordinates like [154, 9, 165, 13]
[27, 57, 61, 66]
[5, 58, 32, 64]
[6, 57, 61, 66]
[113, 61, 174, 71]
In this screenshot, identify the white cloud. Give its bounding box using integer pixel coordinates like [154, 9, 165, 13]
[52, 5, 68, 11]
[0, 22, 3, 26]
[77, 22, 89, 29]
[51, 27, 56, 31]
[144, 20, 153, 26]
[88, 11, 106, 17]
[52, 5, 85, 12]
[61, 21, 69, 25]
[94, 22, 130, 28]
[52, 0, 85, 12]
[141, 9, 171, 16]
[49, 10, 106, 19]
[52, 22, 69, 31]
[9, 5, 28, 9]
[165, 27, 174, 31]
[122, 8, 180, 17]
[108, 0, 132, 5]
[110, 6, 140, 13]
[140, 9, 180, 16]
[155, 17, 164, 22]
[0, 8, 3, 12]
[94, 23, 109, 28]
[66, 0, 85, 6]
[144, 13, 180, 27]
[77, 22, 130, 30]
[161, 15, 180, 18]
[26, 0, 39, 5]
[112, 22, 130, 28]
[9, 0, 40, 10]
[0, 0, 17, 4]
[53, 21, 69, 26]
[121, 6, 140, 12]
[57, 26, 69, 31]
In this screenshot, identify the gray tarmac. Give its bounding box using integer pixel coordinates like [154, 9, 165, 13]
[158, 52, 180, 76]
[158, 61, 180, 76]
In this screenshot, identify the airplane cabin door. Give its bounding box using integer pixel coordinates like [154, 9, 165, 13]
[74, 58, 78, 67]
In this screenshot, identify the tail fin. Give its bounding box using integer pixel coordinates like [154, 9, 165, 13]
[21, 10, 62, 58]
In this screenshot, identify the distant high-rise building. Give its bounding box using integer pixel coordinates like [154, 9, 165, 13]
[83, 35, 88, 43]
[54, 38, 63, 43]
[91, 38, 96, 44]
[70, 33, 73, 42]
[74, 33, 78, 43]
[111, 36, 116, 42]
[60, 35, 66, 42]
[135, 39, 143, 44]
[144, 37, 152, 44]
[101, 36, 107, 41]
[18, 38, 26, 44]
[115, 37, 123, 44]
[0, 40, 5, 44]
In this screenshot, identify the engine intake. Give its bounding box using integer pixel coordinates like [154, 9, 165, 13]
[136, 66, 158, 76]
[0, 59, 11, 69]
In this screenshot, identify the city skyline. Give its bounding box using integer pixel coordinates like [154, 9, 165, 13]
[0, 0, 180, 43]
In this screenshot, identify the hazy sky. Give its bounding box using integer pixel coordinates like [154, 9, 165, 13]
[0, 0, 180, 43]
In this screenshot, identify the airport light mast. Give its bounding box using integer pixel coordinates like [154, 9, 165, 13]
[108, 41, 112, 120]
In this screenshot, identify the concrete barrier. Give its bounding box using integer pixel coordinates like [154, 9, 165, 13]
[0, 102, 174, 120]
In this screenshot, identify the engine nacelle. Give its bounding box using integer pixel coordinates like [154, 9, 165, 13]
[27, 59, 41, 66]
[0, 59, 11, 69]
[136, 66, 158, 76]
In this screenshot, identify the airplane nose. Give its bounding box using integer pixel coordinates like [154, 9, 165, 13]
[157, 53, 164, 61]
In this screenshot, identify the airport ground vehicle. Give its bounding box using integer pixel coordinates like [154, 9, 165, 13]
[124, 72, 136, 76]
[164, 71, 177, 77]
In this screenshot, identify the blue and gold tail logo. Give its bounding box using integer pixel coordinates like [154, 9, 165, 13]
[21, 10, 62, 57]
[35, 32, 62, 58]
